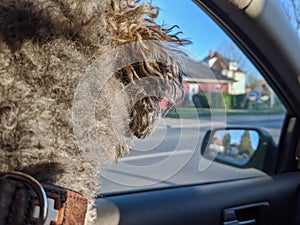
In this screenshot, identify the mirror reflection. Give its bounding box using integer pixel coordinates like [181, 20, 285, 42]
[207, 129, 260, 166]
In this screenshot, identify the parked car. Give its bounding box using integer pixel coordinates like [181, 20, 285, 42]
[246, 91, 271, 109]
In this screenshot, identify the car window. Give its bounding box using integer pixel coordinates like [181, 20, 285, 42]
[100, 0, 287, 194]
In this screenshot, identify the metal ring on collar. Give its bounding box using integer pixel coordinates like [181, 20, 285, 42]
[3, 171, 48, 225]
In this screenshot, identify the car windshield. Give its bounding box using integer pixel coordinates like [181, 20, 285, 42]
[99, 0, 291, 194]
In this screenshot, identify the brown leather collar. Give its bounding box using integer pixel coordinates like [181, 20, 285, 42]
[0, 172, 88, 225]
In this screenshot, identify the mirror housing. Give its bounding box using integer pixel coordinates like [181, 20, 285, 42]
[201, 127, 276, 173]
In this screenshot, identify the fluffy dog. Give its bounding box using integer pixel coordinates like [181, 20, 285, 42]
[0, 0, 189, 219]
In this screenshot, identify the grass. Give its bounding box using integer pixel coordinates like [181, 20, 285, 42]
[164, 107, 286, 119]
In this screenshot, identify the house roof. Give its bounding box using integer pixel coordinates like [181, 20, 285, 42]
[203, 50, 244, 72]
[182, 57, 236, 83]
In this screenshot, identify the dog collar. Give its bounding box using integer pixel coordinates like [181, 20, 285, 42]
[0, 172, 88, 225]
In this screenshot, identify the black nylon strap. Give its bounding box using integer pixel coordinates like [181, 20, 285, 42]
[0, 178, 35, 225]
[0, 179, 15, 225]
[0, 173, 88, 225]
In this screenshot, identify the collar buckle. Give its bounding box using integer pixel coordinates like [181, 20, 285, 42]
[3, 171, 48, 225]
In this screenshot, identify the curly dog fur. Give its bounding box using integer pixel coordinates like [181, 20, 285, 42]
[0, 0, 189, 209]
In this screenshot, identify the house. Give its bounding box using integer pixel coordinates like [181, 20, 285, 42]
[202, 50, 248, 109]
[161, 50, 247, 109]
[160, 54, 237, 109]
[203, 50, 246, 96]
[182, 57, 236, 98]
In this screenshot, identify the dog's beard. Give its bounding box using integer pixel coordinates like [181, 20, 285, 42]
[130, 96, 161, 139]
[115, 60, 183, 140]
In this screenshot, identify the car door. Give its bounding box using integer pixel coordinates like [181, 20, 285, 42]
[94, 0, 300, 224]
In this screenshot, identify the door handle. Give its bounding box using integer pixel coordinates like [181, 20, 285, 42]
[239, 220, 256, 225]
[223, 218, 256, 225]
[223, 210, 256, 225]
[223, 202, 269, 225]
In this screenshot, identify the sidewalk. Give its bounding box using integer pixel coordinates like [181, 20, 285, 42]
[225, 114, 285, 124]
[165, 108, 285, 119]
[156, 114, 285, 130]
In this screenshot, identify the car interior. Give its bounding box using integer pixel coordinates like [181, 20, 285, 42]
[94, 0, 300, 225]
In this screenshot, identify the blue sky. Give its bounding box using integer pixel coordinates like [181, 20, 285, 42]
[140, 0, 299, 85]
[148, 0, 233, 59]
[143, 0, 268, 81]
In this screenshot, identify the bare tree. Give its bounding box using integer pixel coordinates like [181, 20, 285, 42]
[222, 132, 231, 153]
[238, 130, 254, 157]
[217, 42, 248, 69]
[217, 42, 261, 85]
[279, 0, 300, 38]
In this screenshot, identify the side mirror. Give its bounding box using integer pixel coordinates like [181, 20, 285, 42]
[201, 127, 276, 172]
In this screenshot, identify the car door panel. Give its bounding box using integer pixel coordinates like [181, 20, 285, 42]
[96, 172, 300, 225]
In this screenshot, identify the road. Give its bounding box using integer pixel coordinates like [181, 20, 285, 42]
[100, 114, 284, 194]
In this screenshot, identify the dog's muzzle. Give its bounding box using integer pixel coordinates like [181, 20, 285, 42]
[0, 172, 88, 225]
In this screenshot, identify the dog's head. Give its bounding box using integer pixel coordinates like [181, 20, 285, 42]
[0, 0, 189, 197]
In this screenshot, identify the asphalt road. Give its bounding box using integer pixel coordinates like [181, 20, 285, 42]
[100, 114, 284, 194]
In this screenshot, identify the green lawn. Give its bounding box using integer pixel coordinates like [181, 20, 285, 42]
[164, 107, 285, 119]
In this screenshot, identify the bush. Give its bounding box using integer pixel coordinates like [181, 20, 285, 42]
[231, 94, 247, 109]
[193, 93, 210, 108]
[211, 92, 221, 108]
[193, 92, 232, 109]
[222, 93, 232, 109]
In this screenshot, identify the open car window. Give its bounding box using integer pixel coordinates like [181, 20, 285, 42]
[100, 0, 287, 195]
